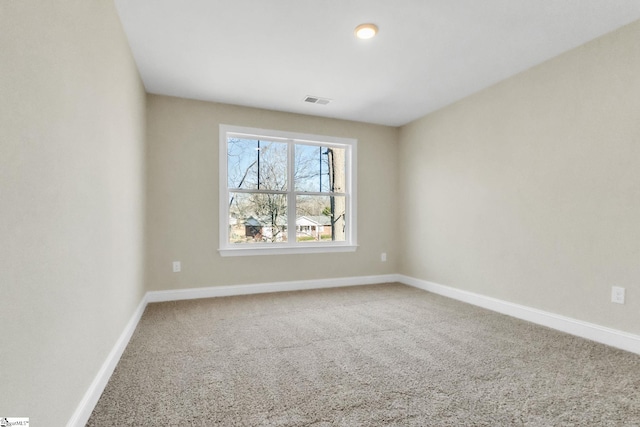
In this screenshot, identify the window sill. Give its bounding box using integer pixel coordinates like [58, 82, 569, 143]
[218, 244, 358, 257]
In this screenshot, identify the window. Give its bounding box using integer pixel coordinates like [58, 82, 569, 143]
[219, 125, 357, 256]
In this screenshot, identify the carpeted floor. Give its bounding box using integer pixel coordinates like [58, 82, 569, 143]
[87, 283, 640, 426]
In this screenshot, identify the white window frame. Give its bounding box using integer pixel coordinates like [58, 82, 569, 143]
[219, 124, 358, 257]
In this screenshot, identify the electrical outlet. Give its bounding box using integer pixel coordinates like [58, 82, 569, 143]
[173, 261, 181, 273]
[381, 252, 387, 262]
[611, 286, 625, 304]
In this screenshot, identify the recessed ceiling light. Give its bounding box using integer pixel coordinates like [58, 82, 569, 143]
[354, 23, 378, 40]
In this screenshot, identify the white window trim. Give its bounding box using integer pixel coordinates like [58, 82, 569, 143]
[219, 124, 358, 257]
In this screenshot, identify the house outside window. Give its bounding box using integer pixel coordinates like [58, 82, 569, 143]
[219, 125, 357, 256]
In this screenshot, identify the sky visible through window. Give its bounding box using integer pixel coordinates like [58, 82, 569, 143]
[227, 138, 341, 192]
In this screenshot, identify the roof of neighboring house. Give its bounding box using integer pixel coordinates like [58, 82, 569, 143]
[236, 215, 331, 227]
[243, 217, 261, 226]
[243, 216, 287, 227]
[297, 216, 331, 226]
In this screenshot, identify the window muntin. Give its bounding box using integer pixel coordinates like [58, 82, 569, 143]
[220, 125, 357, 256]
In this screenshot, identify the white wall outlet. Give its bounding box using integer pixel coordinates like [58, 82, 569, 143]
[611, 286, 625, 304]
[381, 252, 387, 262]
[172, 261, 181, 273]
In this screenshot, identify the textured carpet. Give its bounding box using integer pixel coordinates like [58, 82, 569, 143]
[87, 283, 640, 426]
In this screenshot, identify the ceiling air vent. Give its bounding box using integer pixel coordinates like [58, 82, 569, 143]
[304, 95, 332, 105]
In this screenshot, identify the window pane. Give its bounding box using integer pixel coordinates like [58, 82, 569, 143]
[229, 192, 288, 243]
[228, 138, 287, 191]
[296, 195, 346, 242]
[295, 145, 346, 193]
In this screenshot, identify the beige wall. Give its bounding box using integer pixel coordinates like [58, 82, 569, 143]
[399, 20, 640, 334]
[0, 1, 146, 424]
[145, 95, 398, 291]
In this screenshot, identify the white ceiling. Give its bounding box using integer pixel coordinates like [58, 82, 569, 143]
[114, 1, 640, 127]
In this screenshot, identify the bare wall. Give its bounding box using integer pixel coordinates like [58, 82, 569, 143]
[0, 1, 146, 424]
[145, 95, 398, 291]
[399, 20, 640, 334]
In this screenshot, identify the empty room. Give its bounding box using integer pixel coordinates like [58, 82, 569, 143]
[2, 0, 640, 425]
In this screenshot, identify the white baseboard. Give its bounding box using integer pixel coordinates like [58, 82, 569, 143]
[397, 274, 640, 355]
[69, 272, 640, 425]
[67, 274, 397, 425]
[146, 274, 399, 303]
[66, 296, 149, 427]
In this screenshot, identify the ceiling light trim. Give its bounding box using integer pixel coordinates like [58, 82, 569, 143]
[354, 23, 378, 39]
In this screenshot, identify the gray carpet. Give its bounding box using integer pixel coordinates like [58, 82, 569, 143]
[87, 283, 640, 426]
